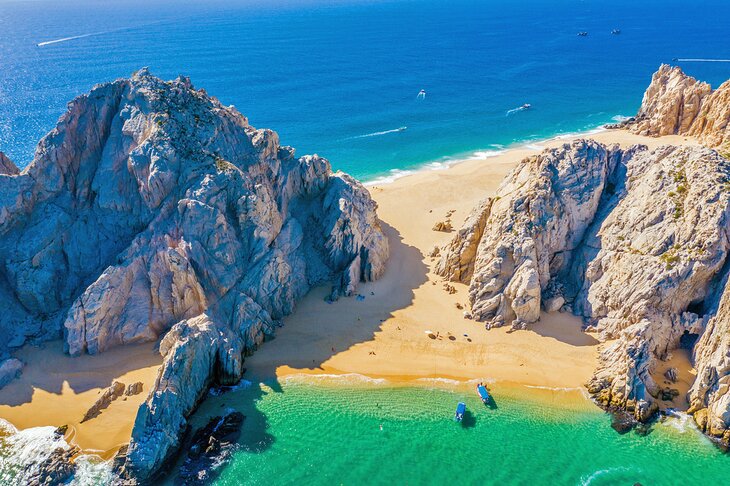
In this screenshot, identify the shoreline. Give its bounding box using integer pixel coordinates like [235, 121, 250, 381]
[361, 119, 629, 186]
[0, 127, 702, 459]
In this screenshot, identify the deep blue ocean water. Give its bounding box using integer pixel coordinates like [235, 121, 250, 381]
[1, 0, 729, 181]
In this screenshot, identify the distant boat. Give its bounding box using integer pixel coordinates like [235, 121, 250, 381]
[454, 402, 466, 422]
[476, 384, 491, 404]
[417, 89, 426, 100]
[521, 103, 531, 110]
[611, 29, 621, 35]
[577, 32, 588, 37]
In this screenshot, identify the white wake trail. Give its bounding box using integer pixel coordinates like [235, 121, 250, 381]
[676, 58, 730, 62]
[348, 127, 407, 139]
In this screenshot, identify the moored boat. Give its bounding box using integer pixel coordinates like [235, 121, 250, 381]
[476, 384, 490, 404]
[454, 402, 466, 422]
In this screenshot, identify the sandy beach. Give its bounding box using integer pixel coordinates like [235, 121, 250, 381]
[0, 129, 699, 455]
[244, 129, 699, 389]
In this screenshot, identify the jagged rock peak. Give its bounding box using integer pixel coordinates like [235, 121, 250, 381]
[621, 64, 730, 150]
[0, 69, 389, 480]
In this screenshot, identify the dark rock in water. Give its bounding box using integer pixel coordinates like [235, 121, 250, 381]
[27, 445, 79, 486]
[177, 412, 244, 485]
[610, 409, 637, 434]
[53, 424, 68, 437]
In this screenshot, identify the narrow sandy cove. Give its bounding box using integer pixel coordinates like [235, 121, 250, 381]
[244, 130, 699, 388]
[0, 129, 698, 455]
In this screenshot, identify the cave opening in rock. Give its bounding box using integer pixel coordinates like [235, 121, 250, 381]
[686, 299, 705, 316]
[679, 330, 699, 350]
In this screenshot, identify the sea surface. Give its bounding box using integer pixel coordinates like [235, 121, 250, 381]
[176, 377, 730, 486]
[1, 0, 730, 182]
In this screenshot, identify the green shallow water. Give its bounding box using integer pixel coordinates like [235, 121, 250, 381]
[182, 377, 729, 485]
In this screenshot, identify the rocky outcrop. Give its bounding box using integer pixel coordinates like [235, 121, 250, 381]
[26, 445, 79, 486]
[177, 411, 244, 485]
[438, 140, 730, 433]
[82, 381, 126, 422]
[0, 357, 23, 388]
[437, 140, 639, 329]
[0, 69, 388, 481]
[125, 382, 144, 396]
[0, 152, 19, 176]
[688, 274, 730, 449]
[621, 65, 730, 150]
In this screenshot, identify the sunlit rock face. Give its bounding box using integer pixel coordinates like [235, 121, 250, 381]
[438, 139, 730, 440]
[0, 69, 389, 480]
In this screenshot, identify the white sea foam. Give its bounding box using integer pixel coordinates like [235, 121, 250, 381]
[611, 114, 631, 122]
[282, 373, 389, 386]
[579, 466, 636, 486]
[0, 419, 112, 484]
[362, 122, 622, 186]
[208, 379, 253, 396]
[415, 377, 462, 386]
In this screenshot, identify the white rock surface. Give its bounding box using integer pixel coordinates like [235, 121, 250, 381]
[438, 140, 637, 329]
[0, 69, 388, 481]
[438, 139, 730, 435]
[688, 275, 730, 448]
[624, 64, 730, 151]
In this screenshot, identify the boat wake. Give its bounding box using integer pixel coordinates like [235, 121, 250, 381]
[506, 104, 531, 116]
[37, 21, 166, 47]
[348, 127, 407, 139]
[675, 58, 730, 63]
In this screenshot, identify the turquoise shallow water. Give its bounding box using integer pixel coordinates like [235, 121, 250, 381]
[183, 378, 730, 485]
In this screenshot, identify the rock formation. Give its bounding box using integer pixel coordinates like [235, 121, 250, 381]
[0, 357, 23, 388]
[620, 64, 730, 151]
[0, 69, 388, 481]
[437, 140, 730, 437]
[177, 411, 244, 485]
[82, 381, 126, 422]
[688, 274, 730, 449]
[0, 152, 19, 176]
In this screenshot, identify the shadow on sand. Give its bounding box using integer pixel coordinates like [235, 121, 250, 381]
[166, 221, 429, 482]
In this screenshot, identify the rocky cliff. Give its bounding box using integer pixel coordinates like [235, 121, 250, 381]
[0, 69, 388, 480]
[621, 64, 730, 151]
[437, 139, 730, 443]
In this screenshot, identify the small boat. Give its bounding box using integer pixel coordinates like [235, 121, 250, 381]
[611, 29, 621, 35]
[577, 31, 588, 37]
[521, 103, 531, 110]
[476, 384, 490, 404]
[454, 402, 466, 422]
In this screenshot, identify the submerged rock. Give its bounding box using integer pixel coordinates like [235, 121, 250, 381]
[26, 445, 79, 486]
[176, 411, 244, 485]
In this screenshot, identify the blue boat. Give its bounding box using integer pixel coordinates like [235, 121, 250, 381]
[454, 402, 466, 422]
[476, 384, 490, 404]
